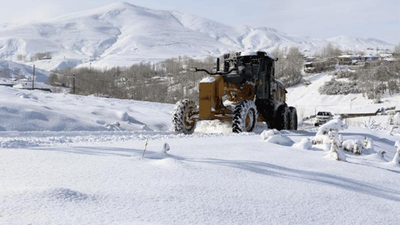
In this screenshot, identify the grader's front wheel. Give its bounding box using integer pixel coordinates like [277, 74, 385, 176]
[232, 100, 258, 133]
[172, 99, 197, 134]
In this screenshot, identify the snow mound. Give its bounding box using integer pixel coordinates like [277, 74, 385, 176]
[392, 142, 400, 167]
[260, 129, 294, 146]
[395, 141, 400, 148]
[195, 120, 232, 133]
[392, 113, 400, 125]
[293, 138, 313, 150]
[116, 111, 129, 121]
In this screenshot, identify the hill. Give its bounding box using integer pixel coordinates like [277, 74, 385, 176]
[0, 2, 394, 70]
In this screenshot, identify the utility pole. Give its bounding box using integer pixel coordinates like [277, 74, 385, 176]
[32, 64, 35, 90]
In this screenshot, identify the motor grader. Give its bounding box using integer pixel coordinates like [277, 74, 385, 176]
[172, 51, 297, 134]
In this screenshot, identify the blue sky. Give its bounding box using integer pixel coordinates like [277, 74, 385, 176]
[0, 0, 399, 44]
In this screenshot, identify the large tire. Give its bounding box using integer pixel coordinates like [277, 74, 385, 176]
[172, 99, 197, 134]
[288, 106, 298, 130]
[276, 105, 289, 130]
[232, 100, 258, 133]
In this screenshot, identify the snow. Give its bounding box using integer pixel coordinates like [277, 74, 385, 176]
[240, 51, 258, 56]
[0, 87, 173, 132]
[293, 137, 313, 150]
[260, 129, 294, 146]
[200, 77, 215, 83]
[392, 112, 400, 125]
[1, 86, 400, 224]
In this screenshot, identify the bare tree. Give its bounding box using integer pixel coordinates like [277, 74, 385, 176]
[0, 69, 11, 79]
[16, 54, 26, 61]
[272, 47, 304, 87]
[316, 43, 342, 59]
[394, 42, 400, 56]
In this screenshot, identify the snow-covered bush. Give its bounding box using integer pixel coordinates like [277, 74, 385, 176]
[293, 138, 313, 150]
[327, 138, 346, 161]
[316, 118, 348, 136]
[313, 123, 345, 146]
[163, 143, 170, 154]
[311, 135, 331, 145]
[363, 137, 374, 153]
[260, 129, 294, 146]
[391, 112, 400, 125]
[318, 78, 361, 95]
[361, 118, 385, 130]
[342, 139, 364, 155]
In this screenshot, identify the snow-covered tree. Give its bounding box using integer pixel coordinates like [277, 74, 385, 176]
[328, 138, 346, 161]
[0, 69, 11, 79]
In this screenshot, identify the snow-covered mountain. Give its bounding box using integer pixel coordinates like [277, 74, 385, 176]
[0, 2, 394, 70]
[328, 35, 393, 51]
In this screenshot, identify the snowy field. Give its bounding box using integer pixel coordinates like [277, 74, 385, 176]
[1, 86, 400, 225]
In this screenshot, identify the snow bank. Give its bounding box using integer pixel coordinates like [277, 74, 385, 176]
[293, 138, 313, 150]
[200, 77, 215, 83]
[260, 129, 294, 146]
[0, 87, 173, 132]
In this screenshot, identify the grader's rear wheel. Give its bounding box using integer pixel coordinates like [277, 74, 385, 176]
[232, 100, 258, 133]
[172, 99, 197, 134]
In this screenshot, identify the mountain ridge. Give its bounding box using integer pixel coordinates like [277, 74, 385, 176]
[0, 2, 394, 70]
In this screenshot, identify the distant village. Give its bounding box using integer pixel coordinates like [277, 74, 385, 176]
[304, 49, 399, 73]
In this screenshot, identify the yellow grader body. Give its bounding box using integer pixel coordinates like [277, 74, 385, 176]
[198, 75, 257, 121]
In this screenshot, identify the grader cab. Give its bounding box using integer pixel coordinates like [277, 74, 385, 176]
[172, 51, 298, 134]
